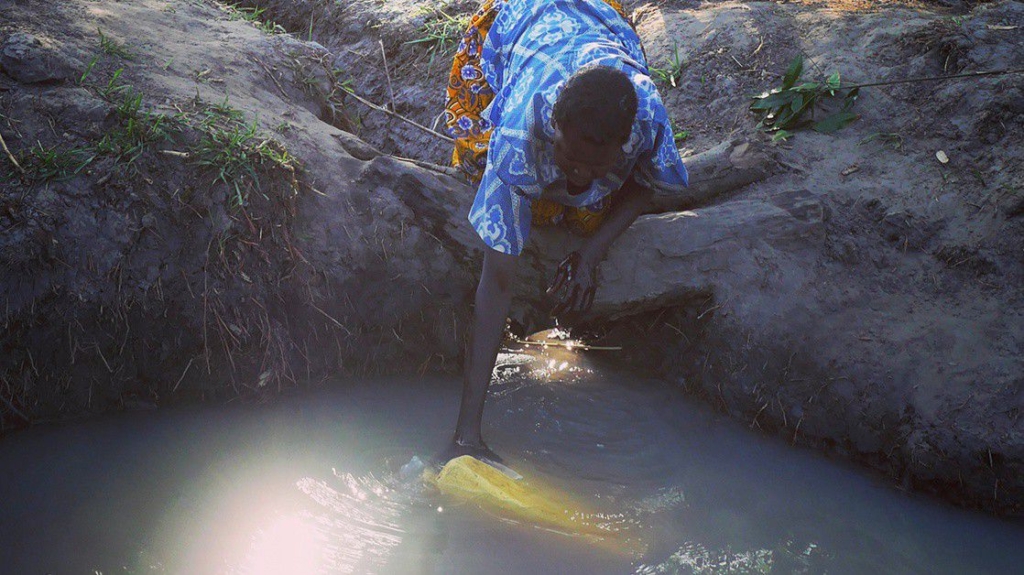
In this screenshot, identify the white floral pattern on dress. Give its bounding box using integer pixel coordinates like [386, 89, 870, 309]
[526, 10, 581, 45]
[469, 201, 514, 254]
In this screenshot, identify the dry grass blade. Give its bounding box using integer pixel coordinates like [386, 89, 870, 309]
[0, 130, 25, 174]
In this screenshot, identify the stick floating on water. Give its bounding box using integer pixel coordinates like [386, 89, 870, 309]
[513, 339, 622, 352]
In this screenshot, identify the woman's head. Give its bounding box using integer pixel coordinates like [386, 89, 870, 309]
[553, 65, 637, 145]
[552, 65, 637, 185]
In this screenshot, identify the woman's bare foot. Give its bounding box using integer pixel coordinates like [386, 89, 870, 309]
[434, 437, 504, 466]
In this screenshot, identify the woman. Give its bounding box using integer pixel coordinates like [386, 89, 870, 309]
[442, 0, 688, 462]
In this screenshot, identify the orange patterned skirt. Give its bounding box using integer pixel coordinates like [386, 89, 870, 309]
[443, 0, 627, 236]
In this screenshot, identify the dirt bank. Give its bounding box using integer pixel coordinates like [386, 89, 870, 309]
[0, 0, 482, 418]
[2, 0, 1022, 515]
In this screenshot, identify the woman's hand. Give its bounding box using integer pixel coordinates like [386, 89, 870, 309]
[545, 175, 654, 320]
[546, 251, 598, 317]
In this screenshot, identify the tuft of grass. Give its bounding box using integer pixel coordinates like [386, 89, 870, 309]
[283, 55, 361, 133]
[749, 55, 860, 141]
[94, 88, 175, 169]
[98, 28, 136, 60]
[19, 57, 297, 210]
[78, 55, 100, 85]
[98, 68, 132, 99]
[650, 42, 686, 89]
[670, 119, 690, 144]
[226, 3, 287, 34]
[858, 132, 904, 151]
[406, 7, 470, 61]
[86, 65, 177, 170]
[207, 94, 245, 122]
[21, 142, 95, 182]
[190, 101, 297, 208]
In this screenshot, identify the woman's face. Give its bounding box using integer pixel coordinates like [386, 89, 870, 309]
[552, 121, 623, 187]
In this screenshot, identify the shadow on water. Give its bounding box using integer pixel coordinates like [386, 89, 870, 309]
[0, 345, 1022, 574]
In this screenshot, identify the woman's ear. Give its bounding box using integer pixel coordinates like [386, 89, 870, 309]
[552, 122, 566, 150]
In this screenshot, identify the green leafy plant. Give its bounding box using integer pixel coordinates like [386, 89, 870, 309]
[226, 3, 286, 34]
[256, 19, 287, 35]
[749, 55, 860, 141]
[206, 94, 245, 121]
[94, 89, 174, 169]
[227, 3, 266, 21]
[98, 68, 132, 99]
[78, 55, 100, 85]
[670, 119, 689, 144]
[190, 103, 296, 208]
[336, 76, 355, 95]
[650, 43, 686, 89]
[98, 28, 136, 60]
[21, 143, 95, 181]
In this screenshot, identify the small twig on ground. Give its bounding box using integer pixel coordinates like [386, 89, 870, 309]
[0, 130, 24, 174]
[431, 110, 446, 133]
[418, 353, 434, 376]
[310, 302, 352, 335]
[751, 36, 764, 57]
[300, 180, 328, 197]
[777, 159, 809, 173]
[341, 46, 370, 60]
[173, 357, 196, 393]
[514, 339, 621, 351]
[380, 40, 397, 112]
[203, 238, 212, 374]
[749, 401, 769, 429]
[251, 55, 289, 99]
[25, 349, 40, 377]
[343, 88, 453, 143]
[0, 392, 30, 423]
[92, 343, 114, 373]
[697, 302, 723, 320]
[392, 155, 461, 177]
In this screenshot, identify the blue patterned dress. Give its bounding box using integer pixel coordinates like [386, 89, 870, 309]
[467, 0, 688, 255]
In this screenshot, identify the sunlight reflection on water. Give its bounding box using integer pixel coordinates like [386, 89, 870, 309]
[236, 513, 321, 575]
[228, 473, 409, 574]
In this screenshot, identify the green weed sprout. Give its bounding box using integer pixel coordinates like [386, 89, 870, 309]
[750, 55, 860, 141]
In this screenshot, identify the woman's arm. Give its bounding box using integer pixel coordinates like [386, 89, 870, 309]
[447, 248, 518, 458]
[549, 176, 654, 315]
[581, 176, 653, 264]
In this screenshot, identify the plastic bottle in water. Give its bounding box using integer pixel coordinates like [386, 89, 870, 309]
[399, 455, 426, 482]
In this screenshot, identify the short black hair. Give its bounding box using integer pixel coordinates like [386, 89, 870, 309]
[552, 65, 638, 146]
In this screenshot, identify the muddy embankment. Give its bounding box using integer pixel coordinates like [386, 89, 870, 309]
[0, 0, 482, 415]
[2, 0, 1024, 514]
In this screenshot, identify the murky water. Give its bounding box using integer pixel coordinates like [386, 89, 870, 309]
[1, 345, 1021, 574]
